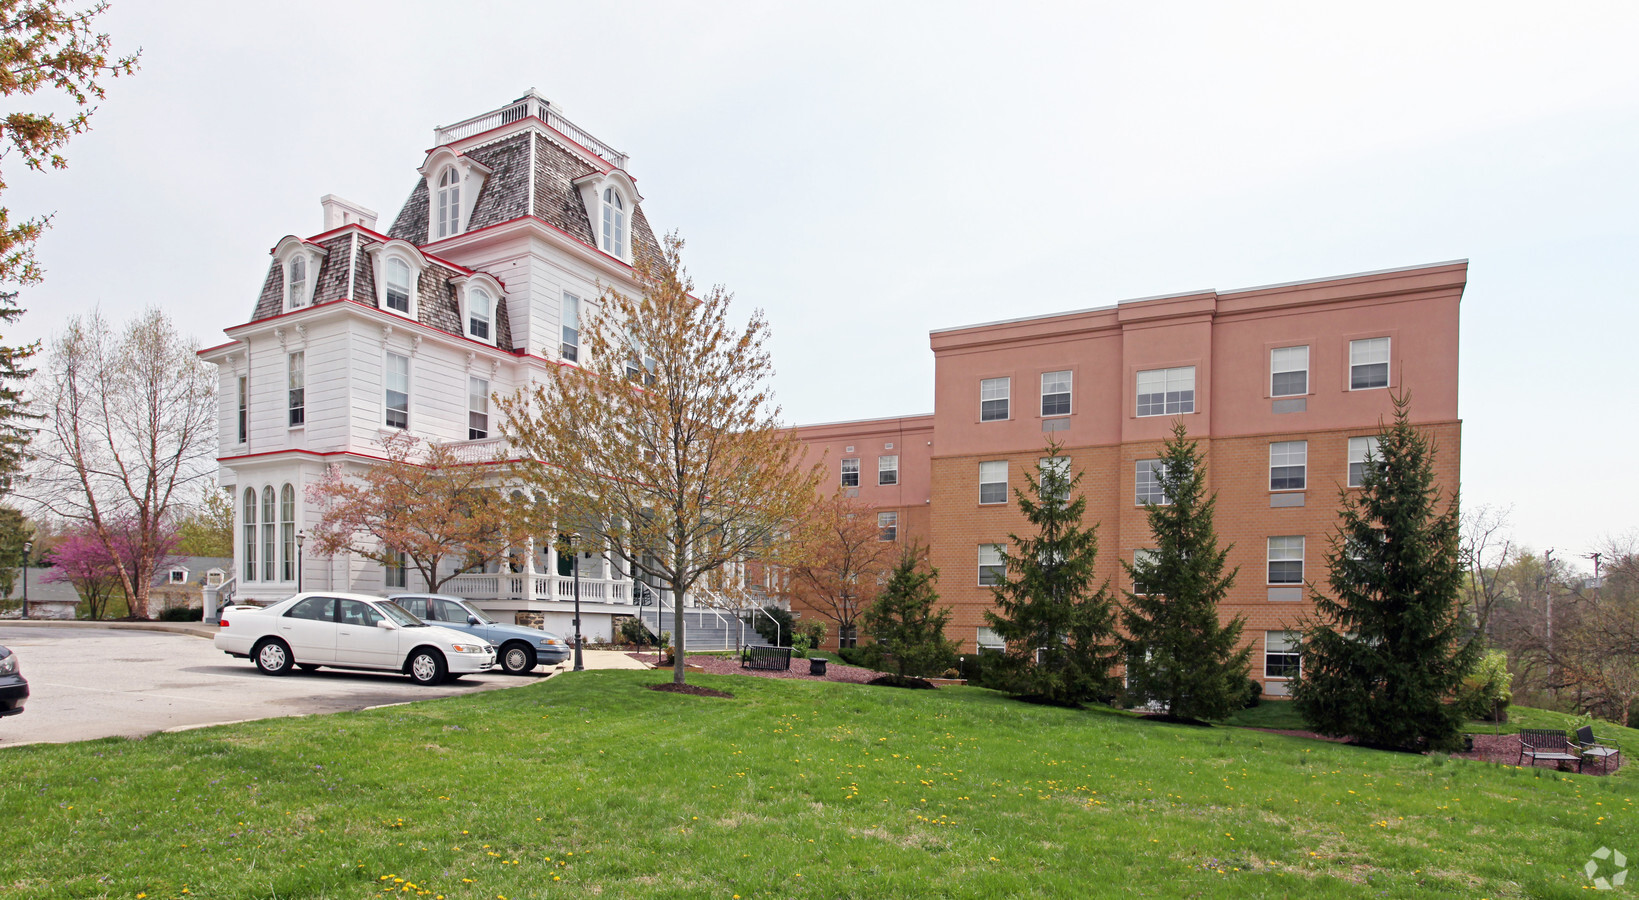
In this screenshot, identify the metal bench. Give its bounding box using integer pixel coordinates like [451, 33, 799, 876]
[1576, 725, 1621, 773]
[741, 645, 792, 671]
[1518, 728, 1583, 772]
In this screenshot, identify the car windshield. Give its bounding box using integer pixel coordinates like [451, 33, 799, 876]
[377, 600, 428, 627]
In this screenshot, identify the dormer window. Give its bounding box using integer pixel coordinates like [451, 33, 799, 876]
[469, 289, 492, 341]
[452, 274, 503, 346]
[436, 167, 461, 238]
[273, 236, 327, 312]
[288, 257, 308, 308]
[385, 257, 412, 313]
[601, 188, 626, 258]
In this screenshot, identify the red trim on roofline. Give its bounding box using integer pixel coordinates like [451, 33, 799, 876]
[216, 298, 529, 358]
[198, 340, 240, 356]
[423, 214, 635, 276]
[218, 446, 515, 469]
[293, 223, 482, 278]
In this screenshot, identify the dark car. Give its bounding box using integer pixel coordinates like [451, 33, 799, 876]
[391, 594, 572, 675]
[0, 644, 28, 719]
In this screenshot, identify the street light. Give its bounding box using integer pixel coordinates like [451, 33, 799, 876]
[296, 531, 306, 592]
[565, 532, 585, 671]
[20, 540, 31, 619]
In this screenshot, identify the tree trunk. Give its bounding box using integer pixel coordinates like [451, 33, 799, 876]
[672, 580, 687, 685]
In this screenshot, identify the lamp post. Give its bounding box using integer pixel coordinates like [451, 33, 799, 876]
[567, 532, 585, 671]
[20, 540, 31, 619]
[296, 531, 306, 593]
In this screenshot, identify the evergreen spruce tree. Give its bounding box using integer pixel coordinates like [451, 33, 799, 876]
[862, 546, 959, 680]
[984, 442, 1119, 706]
[1121, 422, 1250, 722]
[0, 292, 37, 495]
[1290, 394, 1475, 752]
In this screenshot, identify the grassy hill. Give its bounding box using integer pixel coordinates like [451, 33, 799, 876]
[0, 671, 1633, 898]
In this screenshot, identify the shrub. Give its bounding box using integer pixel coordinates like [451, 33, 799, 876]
[796, 619, 827, 648]
[1455, 650, 1513, 722]
[836, 646, 876, 669]
[960, 648, 1010, 691]
[617, 616, 655, 646]
[1242, 677, 1263, 709]
[157, 606, 203, 622]
[791, 634, 813, 659]
[748, 605, 795, 646]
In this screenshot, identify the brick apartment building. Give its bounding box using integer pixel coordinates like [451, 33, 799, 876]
[792, 261, 1463, 695]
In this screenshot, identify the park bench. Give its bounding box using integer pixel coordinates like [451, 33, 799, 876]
[1576, 726, 1621, 773]
[741, 645, 792, 672]
[1518, 728, 1583, 773]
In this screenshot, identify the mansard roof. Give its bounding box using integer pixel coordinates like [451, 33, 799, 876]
[249, 230, 512, 349]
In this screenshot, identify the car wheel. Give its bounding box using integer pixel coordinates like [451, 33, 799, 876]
[253, 639, 294, 676]
[499, 642, 537, 675]
[407, 648, 447, 686]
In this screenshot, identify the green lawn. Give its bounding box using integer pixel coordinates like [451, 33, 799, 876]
[1, 672, 1633, 899]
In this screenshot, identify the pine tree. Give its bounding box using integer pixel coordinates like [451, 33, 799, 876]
[1121, 422, 1250, 722]
[1291, 394, 1475, 752]
[862, 546, 959, 679]
[984, 442, 1120, 706]
[0, 292, 37, 494]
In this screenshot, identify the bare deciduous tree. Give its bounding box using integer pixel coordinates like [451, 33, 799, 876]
[1460, 503, 1514, 640]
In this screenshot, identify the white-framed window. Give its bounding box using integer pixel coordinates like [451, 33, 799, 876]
[977, 544, 1005, 586]
[878, 455, 899, 486]
[287, 256, 309, 309]
[1269, 441, 1307, 491]
[980, 377, 1010, 421]
[1040, 370, 1072, 417]
[976, 626, 1004, 650]
[287, 351, 305, 427]
[385, 352, 410, 430]
[877, 511, 898, 542]
[840, 458, 860, 488]
[561, 293, 580, 362]
[1348, 436, 1380, 488]
[979, 461, 1008, 505]
[1131, 548, 1158, 595]
[242, 487, 257, 581]
[1039, 455, 1071, 506]
[436, 167, 461, 239]
[384, 257, 412, 314]
[468, 288, 493, 341]
[468, 376, 489, 440]
[384, 547, 407, 590]
[280, 484, 296, 582]
[261, 486, 276, 583]
[1350, 337, 1390, 390]
[1267, 536, 1304, 585]
[601, 187, 626, 258]
[1265, 630, 1301, 680]
[169, 568, 186, 584]
[1136, 366, 1195, 416]
[1271, 346, 1309, 397]
[1135, 459, 1168, 505]
[236, 375, 247, 444]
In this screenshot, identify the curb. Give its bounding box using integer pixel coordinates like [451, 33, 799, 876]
[0, 619, 219, 640]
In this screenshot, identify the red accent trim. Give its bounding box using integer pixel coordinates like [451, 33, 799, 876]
[198, 340, 241, 356]
[299, 223, 483, 278]
[217, 445, 515, 469]
[423, 214, 634, 275]
[216, 298, 528, 359]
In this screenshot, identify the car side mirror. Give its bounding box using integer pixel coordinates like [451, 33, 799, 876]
[376, 619, 397, 630]
[467, 615, 481, 626]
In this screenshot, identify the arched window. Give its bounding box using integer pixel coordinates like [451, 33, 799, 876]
[261, 486, 277, 582]
[280, 484, 296, 582]
[242, 487, 257, 581]
[384, 257, 411, 313]
[601, 188, 625, 258]
[288, 256, 308, 308]
[469, 288, 492, 341]
[436, 168, 461, 238]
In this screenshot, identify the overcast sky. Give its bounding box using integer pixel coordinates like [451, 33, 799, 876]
[8, 1, 1636, 567]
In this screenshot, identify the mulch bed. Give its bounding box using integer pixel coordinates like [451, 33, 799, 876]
[627, 652, 884, 685]
[1249, 727, 1623, 775]
[647, 682, 734, 698]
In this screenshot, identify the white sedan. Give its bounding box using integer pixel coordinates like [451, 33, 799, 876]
[215, 592, 496, 685]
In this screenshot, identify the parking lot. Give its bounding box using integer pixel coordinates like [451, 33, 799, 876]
[0, 625, 547, 746]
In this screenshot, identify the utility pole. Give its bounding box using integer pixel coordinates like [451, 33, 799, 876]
[1583, 551, 1603, 601]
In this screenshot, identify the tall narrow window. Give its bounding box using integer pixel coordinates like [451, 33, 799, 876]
[840, 458, 860, 488]
[242, 487, 257, 581]
[979, 461, 1008, 505]
[561, 293, 580, 361]
[288, 257, 308, 308]
[602, 188, 626, 257]
[1349, 337, 1390, 390]
[1136, 366, 1195, 416]
[980, 377, 1010, 421]
[977, 544, 1005, 586]
[1040, 370, 1072, 417]
[384, 548, 407, 589]
[1270, 346, 1309, 397]
[1269, 441, 1307, 491]
[1135, 459, 1173, 506]
[261, 486, 276, 583]
[236, 375, 247, 444]
[878, 455, 899, 486]
[280, 484, 296, 582]
[436, 168, 461, 238]
[384, 257, 411, 313]
[1265, 631, 1301, 679]
[468, 376, 489, 440]
[1267, 536, 1304, 584]
[877, 511, 898, 542]
[1132, 548, 1158, 595]
[1348, 436, 1380, 488]
[287, 351, 305, 427]
[385, 353, 409, 429]
[468, 288, 492, 341]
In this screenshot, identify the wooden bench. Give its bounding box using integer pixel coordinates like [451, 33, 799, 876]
[741, 645, 792, 671]
[1519, 728, 1583, 772]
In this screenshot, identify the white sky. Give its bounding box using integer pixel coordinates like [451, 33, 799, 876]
[8, 1, 1637, 568]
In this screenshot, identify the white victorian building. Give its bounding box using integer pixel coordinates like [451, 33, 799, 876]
[199, 92, 670, 639]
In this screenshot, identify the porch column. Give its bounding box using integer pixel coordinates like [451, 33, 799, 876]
[546, 540, 559, 601]
[523, 536, 538, 604]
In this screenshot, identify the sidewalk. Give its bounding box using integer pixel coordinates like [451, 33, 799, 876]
[0, 618, 220, 639]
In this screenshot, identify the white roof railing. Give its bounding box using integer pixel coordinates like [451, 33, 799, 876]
[434, 90, 629, 171]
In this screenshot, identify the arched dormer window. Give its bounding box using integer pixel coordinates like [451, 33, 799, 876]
[367, 240, 427, 321]
[436, 167, 461, 239]
[453, 273, 504, 346]
[273, 236, 327, 313]
[385, 257, 412, 313]
[469, 288, 492, 341]
[288, 257, 308, 308]
[601, 188, 626, 258]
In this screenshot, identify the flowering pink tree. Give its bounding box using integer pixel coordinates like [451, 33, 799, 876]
[44, 521, 179, 619]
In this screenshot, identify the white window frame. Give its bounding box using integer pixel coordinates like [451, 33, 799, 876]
[468, 376, 490, 440]
[368, 241, 426, 321]
[1349, 337, 1391, 390]
[280, 484, 296, 582]
[561, 292, 581, 362]
[977, 544, 1005, 586]
[287, 351, 305, 428]
[1131, 548, 1157, 596]
[978, 460, 1008, 505]
[1040, 370, 1072, 418]
[273, 237, 326, 313]
[1270, 346, 1309, 397]
[169, 568, 186, 584]
[1135, 459, 1169, 506]
[840, 458, 860, 488]
[1265, 631, 1301, 680]
[384, 352, 410, 430]
[384, 257, 413, 314]
[384, 547, 407, 590]
[436, 166, 461, 239]
[1039, 455, 1071, 506]
[601, 187, 627, 258]
[1267, 536, 1304, 585]
[1136, 366, 1196, 417]
[877, 511, 898, 542]
[878, 455, 899, 486]
[468, 288, 493, 342]
[1269, 441, 1307, 491]
[976, 626, 1004, 650]
[453, 276, 503, 346]
[261, 485, 276, 583]
[236, 375, 247, 445]
[1348, 436, 1380, 488]
[242, 487, 257, 582]
[980, 377, 1010, 422]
